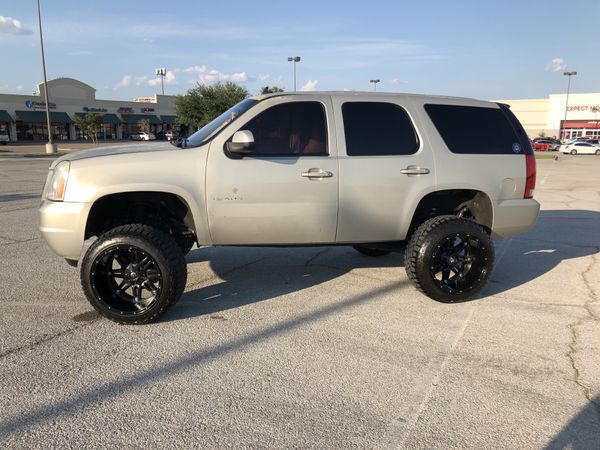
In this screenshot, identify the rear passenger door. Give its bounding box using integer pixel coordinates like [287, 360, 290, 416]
[332, 97, 435, 242]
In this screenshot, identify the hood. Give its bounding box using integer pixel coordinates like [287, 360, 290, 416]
[50, 142, 177, 169]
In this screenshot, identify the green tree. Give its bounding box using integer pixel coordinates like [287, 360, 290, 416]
[138, 118, 150, 134]
[175, 82, 249, 128]
[259, 86, 284, 94]
[74, 112, 103, 143]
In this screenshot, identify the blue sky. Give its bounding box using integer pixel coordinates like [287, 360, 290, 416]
[0, 0, 597, 100]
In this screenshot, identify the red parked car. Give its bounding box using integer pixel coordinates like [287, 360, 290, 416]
[532, 139, 560, 151]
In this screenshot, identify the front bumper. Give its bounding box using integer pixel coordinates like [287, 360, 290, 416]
[492, 198, 540, 239]
[39, 200, 92, 261]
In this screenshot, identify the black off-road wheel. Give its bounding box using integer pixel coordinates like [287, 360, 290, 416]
[352, 245, 391, 257]
[80, 224, 187, 324]
[404, 215, 494, 303]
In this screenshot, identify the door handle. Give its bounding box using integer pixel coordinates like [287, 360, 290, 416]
[400, 165, 430, 175]
[301, 169, 333, 179]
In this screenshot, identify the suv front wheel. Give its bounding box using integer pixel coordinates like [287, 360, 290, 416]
[404, 215, 494, 303]
[80, 224, 187, 324]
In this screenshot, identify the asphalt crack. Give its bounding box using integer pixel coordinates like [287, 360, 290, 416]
[566, 250, 600, 412]
[0, 319, 99, 360]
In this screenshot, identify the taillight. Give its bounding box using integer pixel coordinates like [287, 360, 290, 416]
[524, 154, 536, 198]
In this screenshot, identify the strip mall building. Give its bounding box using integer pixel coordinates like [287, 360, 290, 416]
[0, 77, 192, 142]
[1, 77, 597, 142]
[496, 92, 600, 140]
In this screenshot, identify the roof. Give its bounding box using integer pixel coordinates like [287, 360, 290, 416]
[251, 91, 486, 103]
[15, 111, 72, 123]
[0, 110, 13, 122]
[120, 114, 161, 124]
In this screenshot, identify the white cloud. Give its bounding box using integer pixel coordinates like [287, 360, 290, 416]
[183, 65, 250, 84]
[391, 78, 408, 85]
[183, 65, 208, 74]
[0, 16, 32, 35]
[115, 75, 148, 89]
[115, 75, 132, 89]
[300, 80, 318, 91]
[148, 70, 177, 87]
[546, 58, 566, 72]
[16, 85, 23, 92]
[258, 74, 270, 82]
[134, 76, 148, 85]
[198, 70, 248, 84]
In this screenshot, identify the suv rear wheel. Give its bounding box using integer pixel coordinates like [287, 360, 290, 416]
[404, 215, 494, 302]
[80, 224, 187, 324]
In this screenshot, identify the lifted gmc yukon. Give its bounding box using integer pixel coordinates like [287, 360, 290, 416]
[40, 92, 540, 324]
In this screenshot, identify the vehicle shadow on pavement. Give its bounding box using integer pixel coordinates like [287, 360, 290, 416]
[0, 278, 408, 439]
[165, 246, 406, 322]
[483, 209, 600, 297]
[170, 209, 600, 320]
[544, 396, 600, 449]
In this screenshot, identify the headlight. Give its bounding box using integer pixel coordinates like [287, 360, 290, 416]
[46, 161, 70, 201]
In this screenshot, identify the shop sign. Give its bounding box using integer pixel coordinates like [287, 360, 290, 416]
[141, 107, 155, 113]
[25, 100, 56, 110]
[83, 107, 108, 113]
[118, 107, 135, 114]
[567, 105, 600, 112]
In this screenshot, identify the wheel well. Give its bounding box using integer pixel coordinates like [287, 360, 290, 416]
[409, 190, 493, 235]
[85, 192, 196, 240]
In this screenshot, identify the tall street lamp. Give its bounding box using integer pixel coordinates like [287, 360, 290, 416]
[36, 0, 56, 153]
[563, 71, 577, 141]
[155, 68, 167, 95]
[287, 56, 301, 91]
[370, 79, 380, 92]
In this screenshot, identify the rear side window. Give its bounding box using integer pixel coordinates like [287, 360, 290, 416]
[424, 104, 526, 155]
[342, 102, 419, 156]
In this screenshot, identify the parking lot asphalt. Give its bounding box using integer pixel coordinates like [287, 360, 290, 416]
[0, 155, 598, 449]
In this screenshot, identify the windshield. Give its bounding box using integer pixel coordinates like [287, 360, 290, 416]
[183, 98, 258, 148]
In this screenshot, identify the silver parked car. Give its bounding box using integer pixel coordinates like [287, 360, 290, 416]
[40, 92, 540, 324]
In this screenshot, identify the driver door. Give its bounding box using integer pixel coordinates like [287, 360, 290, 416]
[205, 96, 338, 245]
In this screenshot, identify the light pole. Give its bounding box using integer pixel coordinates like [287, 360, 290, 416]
[370, 79, 380, 92]
[287, 56, 301, 91]
[155, 68, 167, 95]
[563, 71, 577, 141]
[36, 0, 56, 153]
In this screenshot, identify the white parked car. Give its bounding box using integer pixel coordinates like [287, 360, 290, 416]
[0, 131, 9, 145]
[561, 142, 600, 155]
[130, 132, 156, 141]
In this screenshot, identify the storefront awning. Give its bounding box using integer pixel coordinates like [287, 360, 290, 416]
[161, 115, 177, 124]
[0, 110, 13, 122]
[75, 112, 122, 124]
[120, 114, 161, 125]
[16, 111, 72, 123]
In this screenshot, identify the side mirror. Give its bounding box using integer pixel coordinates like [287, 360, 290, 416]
[226, 130, 255, 156]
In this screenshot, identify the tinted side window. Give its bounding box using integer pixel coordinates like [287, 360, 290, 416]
[241, 102, 327, 156]
[425, 104, 525, 155]
[342, 102, 419, 156]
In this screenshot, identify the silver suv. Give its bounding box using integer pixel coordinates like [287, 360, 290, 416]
[40, 92, 540, 324]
